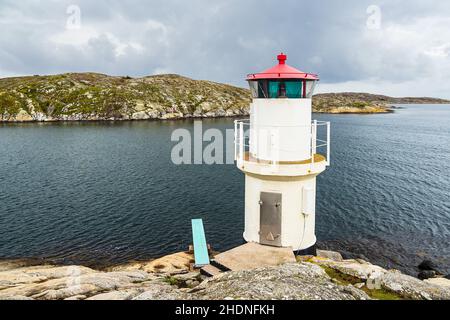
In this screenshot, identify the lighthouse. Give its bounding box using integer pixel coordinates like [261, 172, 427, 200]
[235, 53, 330, 255]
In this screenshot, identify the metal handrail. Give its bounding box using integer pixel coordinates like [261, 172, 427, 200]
[235, 119, 331, 166]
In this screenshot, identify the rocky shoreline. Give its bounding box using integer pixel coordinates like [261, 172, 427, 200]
[2, 73, 449, 123]
[1, 250, 449, 301]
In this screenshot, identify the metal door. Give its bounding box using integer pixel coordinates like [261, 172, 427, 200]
[259, 192, 282, 247]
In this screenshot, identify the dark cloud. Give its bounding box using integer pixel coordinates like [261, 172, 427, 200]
[1, 0, 450, 97]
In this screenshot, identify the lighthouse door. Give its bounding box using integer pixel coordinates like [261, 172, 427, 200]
[259, 192, 282, 247]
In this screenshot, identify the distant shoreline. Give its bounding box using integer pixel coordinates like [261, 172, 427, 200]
[1, 73, 450, 122]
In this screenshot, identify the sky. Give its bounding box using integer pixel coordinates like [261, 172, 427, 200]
[1, 0, 450, 98]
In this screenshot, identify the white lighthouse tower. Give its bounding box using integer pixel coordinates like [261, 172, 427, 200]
[235, 53, 330, 254]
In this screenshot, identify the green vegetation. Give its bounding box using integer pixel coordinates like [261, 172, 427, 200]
[321, 265, 361, 285]
[352, 101, 369, 108]
[313, 92, 449, 113]
[0, 92, 22, 118]
[163, 276, 180, 287]
[0, 73, 251, 121]
[367, 288, 403, 300]
[320, 265, 404, 300]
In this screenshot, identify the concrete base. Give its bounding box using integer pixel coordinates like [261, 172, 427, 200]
[212, 242, 296, 272]
[242, 238, 317, 256]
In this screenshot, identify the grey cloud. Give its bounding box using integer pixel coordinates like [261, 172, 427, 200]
[0, 0, 450, 97]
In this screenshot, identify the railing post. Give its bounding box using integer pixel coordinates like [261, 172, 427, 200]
[312, 120, 317, 164]
[327, 121, 331, 166]
[234, 120, 238, 162]
[239, 121, 244, 166]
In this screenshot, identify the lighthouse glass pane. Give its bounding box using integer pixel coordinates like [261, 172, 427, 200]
[248, 81, 259, 98]
[257, 80, 269, 98]
[285, 81, 302, 98]
[305, 81, 317, 98]
[269, 81, 279, 98]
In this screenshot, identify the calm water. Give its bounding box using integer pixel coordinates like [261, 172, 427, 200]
[0, 105, 449, 275]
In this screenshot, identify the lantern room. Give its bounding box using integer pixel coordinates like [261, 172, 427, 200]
[247, 53, 319, 99]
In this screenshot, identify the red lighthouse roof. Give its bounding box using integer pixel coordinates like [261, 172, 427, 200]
[247, 53, 319, 81]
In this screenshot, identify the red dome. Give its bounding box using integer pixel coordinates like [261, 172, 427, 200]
[247, 53, 319, 81]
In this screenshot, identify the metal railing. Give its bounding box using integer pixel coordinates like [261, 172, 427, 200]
[235, 119, 331, 167]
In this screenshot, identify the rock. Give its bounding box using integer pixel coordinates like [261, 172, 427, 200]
[133, 283, 187, 300]
[0, 295, 34, 300]
[418, 270, 436, 280]
[418, 260, 440, 272]
[172, 272, 200, 282]
[380, 271, 450, 300]
[1, 252, 449, 301]
[186, 280, 200, 288]
[64, 295, 87, 301]
[190, 263, 370, 300]
[0, 260, 41, 272]
[342, 285, 371, 300]
[86, 290, 138, 300]
[316, 250, 343, 262]
[131, 111, 150, 120]
[142, 252, 194, 274]
[32, 284, 99, 300]
[117, 252, 194, 275]
[0, 265, 96, 287]
[0, 267, 152, 300]
[445, 275, 450, 280]
[424, 278, 450, 288]
[309, 257, 387, 280]
[173, 272, 201, 287]
[13, 109, 33, 122]
[354, 283, 365, 289]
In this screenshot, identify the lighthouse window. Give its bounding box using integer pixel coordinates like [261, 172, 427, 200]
[269, 81, 280, 98]
[249, 80, 313, 99]
[248, 81, 259, 98]
[258, 80, 269, 98]
[268, 80, 303, 99]
[304, 80, 317, 98]
[285, 81, 302, 98]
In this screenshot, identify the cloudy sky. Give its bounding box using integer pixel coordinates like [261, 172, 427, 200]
[1, 0, 450, 97]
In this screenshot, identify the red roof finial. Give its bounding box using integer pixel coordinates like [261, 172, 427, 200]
[277, 53, 287, 65]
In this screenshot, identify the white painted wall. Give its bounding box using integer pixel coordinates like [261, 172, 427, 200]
[243, 173, 318, 251]
[250, 99, 312, 162]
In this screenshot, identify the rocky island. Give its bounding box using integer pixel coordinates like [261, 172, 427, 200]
[1, 73, 449, 122]
[1, 250, 449, 301]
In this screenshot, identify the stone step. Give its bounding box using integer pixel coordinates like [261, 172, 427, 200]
[211, 260, 232, 272]
[200, 265, 223, 277]
[213, 242, 296, 272]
